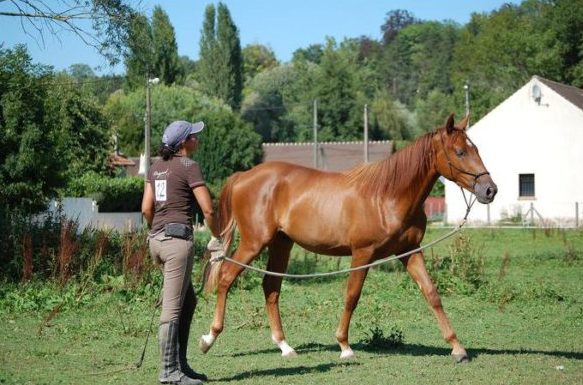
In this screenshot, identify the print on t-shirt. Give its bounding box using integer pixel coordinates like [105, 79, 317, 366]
[155, 180, 167, 201]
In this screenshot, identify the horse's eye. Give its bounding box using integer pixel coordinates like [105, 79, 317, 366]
[455, 148, 465, 157]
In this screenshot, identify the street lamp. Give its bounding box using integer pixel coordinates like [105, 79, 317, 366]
[143, 77, 159, 179]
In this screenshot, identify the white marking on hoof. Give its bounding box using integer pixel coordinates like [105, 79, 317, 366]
[340, 348, 355, 360]
[272, 337, 297, 358]
[199, 333, 215, 354]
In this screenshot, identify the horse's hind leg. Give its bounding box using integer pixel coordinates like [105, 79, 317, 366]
[263, 232, 295, 357]
[402, 251, 468, 363]
[199, 240, 263, 353]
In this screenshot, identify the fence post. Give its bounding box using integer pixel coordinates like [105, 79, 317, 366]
[576, 202, 579, 228]
[487, 204, 491, 226]
[530, 202, 534, 226]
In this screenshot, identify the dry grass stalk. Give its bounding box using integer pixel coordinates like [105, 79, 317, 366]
[58, 220, 79, 286]
[123, 233, 147, 285]
[21, 232, 33, 282]
[498, 251, 510, 281]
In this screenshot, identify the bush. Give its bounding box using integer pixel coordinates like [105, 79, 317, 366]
[428, 233, 486, 295]
[65, 172, 144, 212]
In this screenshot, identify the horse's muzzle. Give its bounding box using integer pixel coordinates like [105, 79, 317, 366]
[474, 175, 497, 204]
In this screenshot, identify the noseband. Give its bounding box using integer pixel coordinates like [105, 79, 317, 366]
[438, 132, 490, 190]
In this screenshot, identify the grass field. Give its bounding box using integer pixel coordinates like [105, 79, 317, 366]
[1, 227, 582, 385]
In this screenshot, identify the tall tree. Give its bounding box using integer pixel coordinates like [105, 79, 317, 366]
[124, 13, 154, 90]
[152, 6, 181, 85]
[197, 2, 243, 110]
[313, 38, 360, 141]
[381, 9, 418, 45]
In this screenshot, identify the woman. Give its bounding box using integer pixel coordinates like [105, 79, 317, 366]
[142, 120, 220, 385]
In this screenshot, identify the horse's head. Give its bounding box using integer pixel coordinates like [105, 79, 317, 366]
[434, 113, 497, 204]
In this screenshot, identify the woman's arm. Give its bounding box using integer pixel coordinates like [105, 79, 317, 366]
[193, 185, 220, 237]
[141, 182, 155, 228]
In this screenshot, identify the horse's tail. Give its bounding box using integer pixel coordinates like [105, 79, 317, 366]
[204, 172, 241, 293]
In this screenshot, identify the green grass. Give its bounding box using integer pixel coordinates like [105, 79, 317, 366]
[1, 228, 582, 385]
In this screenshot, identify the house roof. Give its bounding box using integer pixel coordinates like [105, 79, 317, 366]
[263, 140, 394, 172]
[108, 153, 136, 167]
[535, 75, 583, 112]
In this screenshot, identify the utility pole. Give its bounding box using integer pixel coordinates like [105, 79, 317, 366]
[143, 77, 159, 179]
[313, 99, 318, 169]
[464, 81, 470, 119]
[364, 104, 369, 163]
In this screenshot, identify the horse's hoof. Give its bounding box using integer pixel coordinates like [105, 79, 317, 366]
[199, 334, 214, 354]
[282, 349, 298, 358]
[452, 352, 469, 363]
[340, 349, 356, 360]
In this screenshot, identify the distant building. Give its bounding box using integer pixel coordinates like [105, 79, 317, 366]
[445, 76, 583, 226]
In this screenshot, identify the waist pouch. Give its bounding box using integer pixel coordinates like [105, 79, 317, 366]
[164, 223, 193, 240]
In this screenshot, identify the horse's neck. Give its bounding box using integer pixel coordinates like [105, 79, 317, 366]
[383, 138, 438, 216]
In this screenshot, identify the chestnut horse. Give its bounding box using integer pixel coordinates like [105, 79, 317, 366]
[200, 114, 497, 362]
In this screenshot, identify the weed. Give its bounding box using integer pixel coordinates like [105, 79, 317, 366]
[563, 241, 582, 265]
[498, 251, 511, 281]
[428, 232, 486, 294]
[360, 325, 404, 351]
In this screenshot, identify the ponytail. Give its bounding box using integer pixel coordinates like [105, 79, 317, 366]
[158, 144, 177, 160]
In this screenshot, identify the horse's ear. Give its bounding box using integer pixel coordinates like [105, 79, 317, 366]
[445, 113, 455, 134]
[456, 114, 470, 131]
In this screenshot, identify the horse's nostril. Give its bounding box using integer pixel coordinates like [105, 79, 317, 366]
[486, 187, 493, 197]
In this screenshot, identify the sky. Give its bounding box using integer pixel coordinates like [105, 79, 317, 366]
[1, 0, 521, 75]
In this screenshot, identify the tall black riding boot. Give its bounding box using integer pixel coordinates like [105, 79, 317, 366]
[178, 284, 208, 381]
[158, 321, 203, 385]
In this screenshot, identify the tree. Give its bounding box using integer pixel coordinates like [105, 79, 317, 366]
[46, 73, 111, 183]
[546, 0, 583, 85]
[312, 38, 360, 141]
[0, 46, 62, 213]
[242, 44, 278, 84]
[0, 46, 111, 213]
[381, 9, 418, 45]
[197, 2, 243, 110]
[292, 44, 324, 64]
[103, 84, 262, 185]
[0, 0, 138, 66]
[450, 2, 560, 120]
[67, 64, 96, 79]
[370, 89, 412, 140]
[241, 64, 299, 142]
[152, 6, 181, 85]
[124, 13, 154, 90]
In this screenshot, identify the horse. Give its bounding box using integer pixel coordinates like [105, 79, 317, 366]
[199, 113, 497, 362]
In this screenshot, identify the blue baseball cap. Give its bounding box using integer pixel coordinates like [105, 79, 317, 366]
[162, 120, 204, 149]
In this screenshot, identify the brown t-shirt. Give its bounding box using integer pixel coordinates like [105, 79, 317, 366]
[147, 156, 205, 233]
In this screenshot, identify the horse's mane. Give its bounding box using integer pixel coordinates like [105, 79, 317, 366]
[343, 131, 436, 198]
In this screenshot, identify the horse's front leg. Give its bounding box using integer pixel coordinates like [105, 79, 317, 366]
[200, 242, 261, 354]
[402, 251, 468, 362]
[335, 250, 371, 359]
[263, 234, 295, 357]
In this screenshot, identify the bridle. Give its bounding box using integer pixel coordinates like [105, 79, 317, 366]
[438, 130, 490, 190]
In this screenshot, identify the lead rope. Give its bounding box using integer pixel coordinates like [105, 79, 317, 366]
[210, 189, 476, 279]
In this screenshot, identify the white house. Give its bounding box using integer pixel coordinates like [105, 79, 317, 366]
[445, 76, 583, 227]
